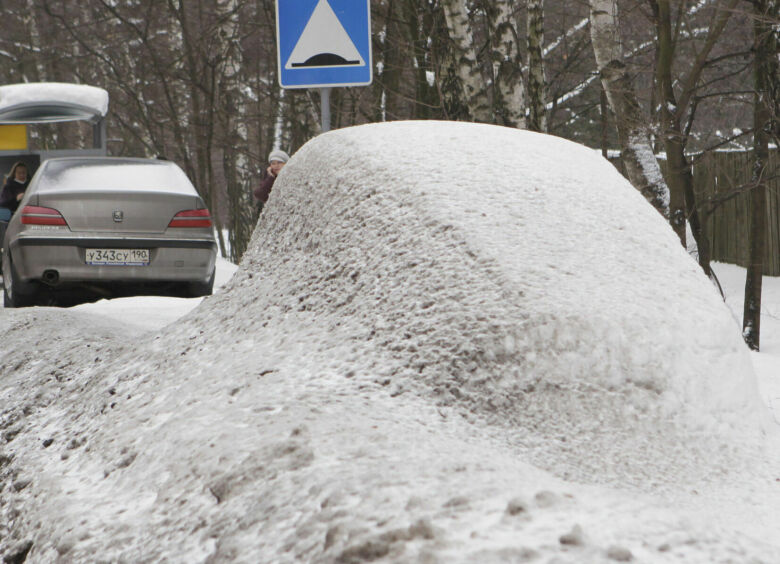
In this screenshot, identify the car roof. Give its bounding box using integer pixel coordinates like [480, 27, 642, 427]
[33, 157, 197, 195]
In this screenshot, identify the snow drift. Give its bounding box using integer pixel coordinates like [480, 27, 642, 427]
[1, 121, 777, 563]
[238, 122, 769, 467]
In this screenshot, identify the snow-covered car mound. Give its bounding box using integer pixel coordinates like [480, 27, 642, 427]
[1, 121, 777, 563]
[237, 121, 768, 468]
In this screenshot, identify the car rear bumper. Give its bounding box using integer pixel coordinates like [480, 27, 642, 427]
[10, 234, 217, 283]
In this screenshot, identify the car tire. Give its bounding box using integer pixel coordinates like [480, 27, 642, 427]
[183, 269, 215, 298]
[2, 254, 37, 308]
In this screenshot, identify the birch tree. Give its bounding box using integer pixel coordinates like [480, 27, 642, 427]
[441, 0, 493, 122]
[487, 0, 526, 127]
[440, 0, 526, 125]
[589, 0, 670, 218]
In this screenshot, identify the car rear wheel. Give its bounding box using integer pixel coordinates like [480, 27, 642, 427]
[181, 269, 215, 298]
[2, 254, 37, 308]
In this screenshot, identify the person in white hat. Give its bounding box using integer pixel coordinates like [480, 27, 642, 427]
[253, 149, 290, 213]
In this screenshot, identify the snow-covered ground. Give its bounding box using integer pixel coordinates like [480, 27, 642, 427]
[65, 255, 239, 332]
[1, 122, 779, 563]
[713, 262, 780, 426]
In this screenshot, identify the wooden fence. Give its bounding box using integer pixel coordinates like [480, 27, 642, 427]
[691, 149, 779, 276]
[612, 149, 779, 276]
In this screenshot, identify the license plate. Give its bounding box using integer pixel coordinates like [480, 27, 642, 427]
[86, 248, 149, 266]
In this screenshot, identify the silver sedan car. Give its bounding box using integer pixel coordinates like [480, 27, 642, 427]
[2, 157, 217, 307]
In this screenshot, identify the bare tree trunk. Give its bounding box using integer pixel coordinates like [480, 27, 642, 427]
[403, 0, 439, 120]
[654, 0, 686, 243]
[436, 1, 471, 121]
[743, 0, 778, 351]
[652, 0, 738, 272]
[23, 0, 46, 81]
[490, 0, 526, 127]
[274, 88, 286, 148]
[589, 0, 670, 218]
[441, 0, 492, 122]
[217, 0, 254, 262]
[374, 12, 386, 122]
[169, 0, 227, 258]
[600, 86, 609, 158]
[526, 0, 546, 131]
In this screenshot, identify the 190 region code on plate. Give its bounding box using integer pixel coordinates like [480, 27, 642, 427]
[86, 248, 150, 266]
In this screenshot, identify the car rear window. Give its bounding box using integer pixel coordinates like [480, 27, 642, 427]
[35, 159, 196, 195]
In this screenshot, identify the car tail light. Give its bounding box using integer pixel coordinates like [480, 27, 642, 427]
[168, 208, 212, 228]
[20, 205, 67, 226]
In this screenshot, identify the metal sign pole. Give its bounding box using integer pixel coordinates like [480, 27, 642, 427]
[277, 0, 372, 133]
[320, 87, 331, 133]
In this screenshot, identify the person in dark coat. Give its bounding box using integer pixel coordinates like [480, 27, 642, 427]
[253, 149, 290, 214]
[0, 161, 30, 213]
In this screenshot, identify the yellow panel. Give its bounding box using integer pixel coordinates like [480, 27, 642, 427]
[0, 125, 28, 150]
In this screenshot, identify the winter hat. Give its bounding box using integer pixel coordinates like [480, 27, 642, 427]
[268, 149, 290, 164]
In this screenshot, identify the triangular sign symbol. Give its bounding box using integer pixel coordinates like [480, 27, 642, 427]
[285, 0, 365, 69]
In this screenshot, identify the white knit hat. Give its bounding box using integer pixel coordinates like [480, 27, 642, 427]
[268, 149, 290, 164]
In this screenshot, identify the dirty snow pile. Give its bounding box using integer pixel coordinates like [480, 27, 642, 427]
[1, 121, 778, 563]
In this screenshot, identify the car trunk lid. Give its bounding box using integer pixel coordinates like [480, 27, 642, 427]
[34, 190, 201, 234]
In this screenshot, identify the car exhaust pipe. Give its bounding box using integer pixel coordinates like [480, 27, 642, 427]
[42, 269, 60, 286]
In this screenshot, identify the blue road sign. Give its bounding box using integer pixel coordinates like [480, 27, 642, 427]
[276, 0, 372, 88]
